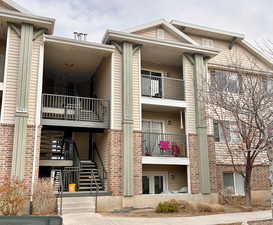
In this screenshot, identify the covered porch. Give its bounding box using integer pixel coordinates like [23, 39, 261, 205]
[41, 36, 113, 129]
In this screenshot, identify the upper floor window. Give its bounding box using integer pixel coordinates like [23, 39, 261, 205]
[210, 70, 241, 93]
[214, 120, 240, 143]
[266, 78, 273, 93]
[201, 38, 214, 48]
[141, 69, 163, 98]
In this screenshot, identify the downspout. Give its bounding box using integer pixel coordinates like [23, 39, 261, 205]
[30, 42, 44, 206]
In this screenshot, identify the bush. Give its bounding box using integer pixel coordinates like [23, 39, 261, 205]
[33, 178, 56, 215]
[195, 202, 225, 213]
[0, 177, 27, 216]
[177, 200, 197, 213]
[155, 200, 179, 213]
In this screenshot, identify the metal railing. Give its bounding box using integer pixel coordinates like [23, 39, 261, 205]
[142, 132, 187, 157]
[93, 143, 107, 190]
[141, 74, 185, 100]
[42, 93, 110, 124]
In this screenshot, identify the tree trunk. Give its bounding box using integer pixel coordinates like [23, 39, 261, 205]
[244, 167, 252, 208]
[269, 161, 273, 219]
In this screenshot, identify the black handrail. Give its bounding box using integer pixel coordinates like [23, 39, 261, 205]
[93, 143, 107, 189]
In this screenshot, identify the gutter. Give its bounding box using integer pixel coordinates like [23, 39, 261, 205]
[103, 29, 220, 57]
[0, 9, 55, 34]
[45, 35, 115, 52]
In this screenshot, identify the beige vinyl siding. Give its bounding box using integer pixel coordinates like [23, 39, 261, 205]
[183, 55, 196, 134]
[189, 34, 272, 71]
[111, 49, 122, 130]
[2, 28, 43, 125]
[2, 27, 19, 124]
[28, 35, 43, 125]
[132, 49, 141, 131]
[0, 1, 17, 11]
[134, 26, 182, 43]
[94, 55, 111, 99]
[142, 111, 184, 135]
[111, 47, 141, 130]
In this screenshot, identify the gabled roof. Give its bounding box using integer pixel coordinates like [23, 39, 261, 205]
[124, 18, 198, 46]
[1, 0, 31, 14]
[170, 19, 245, 41]
[171, 19, 273, 68]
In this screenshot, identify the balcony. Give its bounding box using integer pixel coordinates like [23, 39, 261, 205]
[41, 94, 110, 128]
[142, 132, 187, 157]
[141, 74, 185, 101]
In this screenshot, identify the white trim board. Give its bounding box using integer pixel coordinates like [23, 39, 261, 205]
[141, 96, 187, 108]
[0, 82, 3, 90]
[142, 156, 189, 165]
[124, 19, 198, 46]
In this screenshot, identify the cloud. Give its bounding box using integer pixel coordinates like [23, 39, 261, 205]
[15, 0, 273, 43]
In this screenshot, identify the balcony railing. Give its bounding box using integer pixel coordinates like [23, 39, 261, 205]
[141, 74, 185, 100]
[42, 94, 109, 125]
[142, 132, 187, 157]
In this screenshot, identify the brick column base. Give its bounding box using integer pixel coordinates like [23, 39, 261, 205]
[188, 134, 217, 194]
[0, 124, 42, 194]
[96, 129, 142, 196]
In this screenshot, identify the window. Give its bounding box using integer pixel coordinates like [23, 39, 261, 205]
[210, 70, 241, 93]
[223, 172, 245, 195]
[142, 172, 168, 194]
[141, 69, 163, 98]
[214, 120, 240, 143]
[267, 78, 273, 93]
[202, 38, 214, 48]
[157, 28, 165, 39]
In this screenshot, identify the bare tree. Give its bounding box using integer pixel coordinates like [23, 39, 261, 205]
[203, 62, 273, 207]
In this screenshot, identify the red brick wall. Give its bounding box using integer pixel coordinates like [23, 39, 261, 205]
[188, 134, 217, 194]
[216, 164, 270, 192]
[0, 124, 41, 194]
[208, 135, 217, 193]
[0, 124, 14, 182]
[96, 129, 142, 196]
[188, 134, 200, 194]
[107, 130, 123, 195]
[133, 131, 142, 195]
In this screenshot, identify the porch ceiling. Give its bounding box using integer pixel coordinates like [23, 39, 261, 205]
[44, 36, 114, 81]
[141, 44, 183, 66]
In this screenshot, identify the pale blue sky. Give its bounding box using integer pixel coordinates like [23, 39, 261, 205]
[15, 0, 273, 43]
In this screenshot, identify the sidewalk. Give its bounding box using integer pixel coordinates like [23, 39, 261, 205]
[63, 210, 271, 225]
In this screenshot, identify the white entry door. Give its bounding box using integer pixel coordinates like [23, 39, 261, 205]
[142, 172, 168, 194]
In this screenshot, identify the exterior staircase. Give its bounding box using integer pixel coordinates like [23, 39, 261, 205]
[79, 160, 104, 192]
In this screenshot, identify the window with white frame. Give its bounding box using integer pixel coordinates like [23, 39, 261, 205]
[141, 69, 163, 98]
[214, 120, 240, 143]
[267, 78, 273, 93]
[210, 70, 241, 93]
[223, 172, 245, 196]
[142, 171, 168, 194]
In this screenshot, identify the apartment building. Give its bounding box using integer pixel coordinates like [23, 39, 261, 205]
[0, 0, 272, 210]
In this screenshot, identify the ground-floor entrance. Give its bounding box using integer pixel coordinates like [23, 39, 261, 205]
[142, 165, 188, 194]
[38, 126, 107, 193]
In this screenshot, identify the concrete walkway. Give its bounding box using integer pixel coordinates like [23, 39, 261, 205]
[63, 210, 271, 225]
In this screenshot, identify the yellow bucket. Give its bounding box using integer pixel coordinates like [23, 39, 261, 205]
[68, 183, 76, 192]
